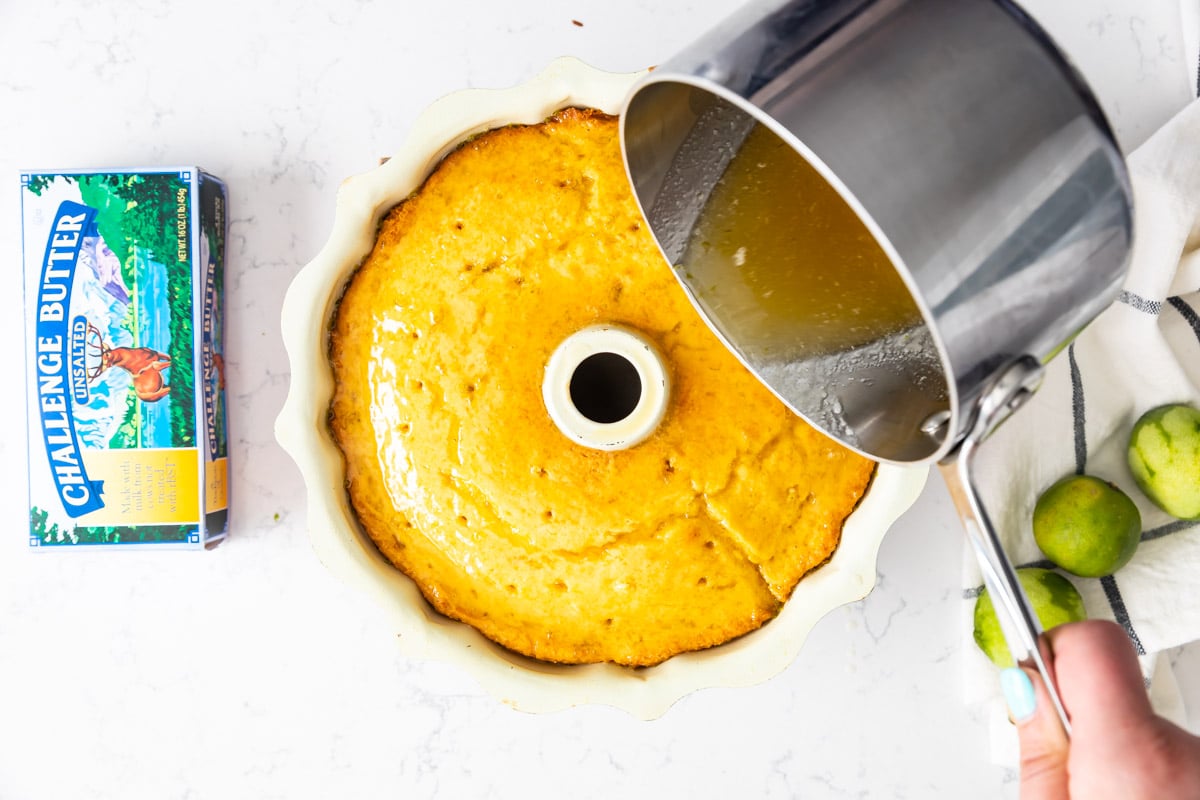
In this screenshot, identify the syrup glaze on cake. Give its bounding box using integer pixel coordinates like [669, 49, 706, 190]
[328, 108, 876, 666]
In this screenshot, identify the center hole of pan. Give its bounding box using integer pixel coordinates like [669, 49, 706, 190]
[569, 352, 642, 424]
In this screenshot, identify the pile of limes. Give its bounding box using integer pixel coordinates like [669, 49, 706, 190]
[973, 402, 1200, 667]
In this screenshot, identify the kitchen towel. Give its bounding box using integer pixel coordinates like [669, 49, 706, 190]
[962, 97, 1200, 764]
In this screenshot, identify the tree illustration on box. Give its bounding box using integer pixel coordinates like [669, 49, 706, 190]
[31, 507, 196, 545]
[72, 173, 196, 448]
[24, 175, 55, 196]
[71, 524, 195, 544]
[112, 174, 196, 448]
[30, 506, 67, 544]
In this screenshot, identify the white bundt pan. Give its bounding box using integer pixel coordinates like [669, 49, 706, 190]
[276, 57, 928, 719]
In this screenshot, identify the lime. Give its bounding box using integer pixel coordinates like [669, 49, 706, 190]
[973, 568, 1086, 668]
[1127, 403, 1200, 520]
[1032, 474, 1141, 577]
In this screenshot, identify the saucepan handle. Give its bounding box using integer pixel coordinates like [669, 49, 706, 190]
[940, 456, 1072, 736]
[936, 356, 1070, 735]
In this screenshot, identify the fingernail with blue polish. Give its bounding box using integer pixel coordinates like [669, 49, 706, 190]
[1001, 667, 1037, 722]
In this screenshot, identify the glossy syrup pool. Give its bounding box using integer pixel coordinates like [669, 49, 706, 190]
[677, 122, 948, 453]
[679, 123, 924, 359]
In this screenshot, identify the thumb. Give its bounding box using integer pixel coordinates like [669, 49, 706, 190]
[1001, 665, 1069, 799]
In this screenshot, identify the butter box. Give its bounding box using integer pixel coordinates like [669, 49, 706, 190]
[21, 168, 229, 549]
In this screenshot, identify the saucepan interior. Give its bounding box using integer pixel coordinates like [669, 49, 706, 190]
[621, 0, 1133, 466]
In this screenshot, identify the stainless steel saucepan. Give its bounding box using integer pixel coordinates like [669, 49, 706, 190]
[620, 0, 1134, 734]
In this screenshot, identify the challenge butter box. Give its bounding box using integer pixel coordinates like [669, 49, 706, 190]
[21, 169, 229, 549]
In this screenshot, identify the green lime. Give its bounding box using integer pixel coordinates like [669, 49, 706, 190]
[973, 568, 1087, 668]
[1032, 474, 1141, 577]
[1128, 403, 1200, 520]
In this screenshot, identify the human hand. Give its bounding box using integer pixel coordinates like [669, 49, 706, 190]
[1001, 619, 1200, 799]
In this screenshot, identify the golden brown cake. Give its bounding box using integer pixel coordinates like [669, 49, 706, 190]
[328, 108, 876, 666]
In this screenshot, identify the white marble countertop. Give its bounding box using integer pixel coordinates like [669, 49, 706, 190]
[1, 2, 1197, 798]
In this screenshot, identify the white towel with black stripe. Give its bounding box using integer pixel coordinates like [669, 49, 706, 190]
[962, 98, 1200, 764]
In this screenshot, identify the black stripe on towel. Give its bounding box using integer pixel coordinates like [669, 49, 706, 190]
[1068, 343, 1087, 474]
[1117, 291, 1162, 314]
[1101, 575, 1146, 655]
[1142, 519, 1198, 542]
[1067, 346, 1148, 654]
[1167, 296, 1200, 346]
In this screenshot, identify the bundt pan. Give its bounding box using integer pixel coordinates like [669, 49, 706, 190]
[275, 57, 927, 719]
